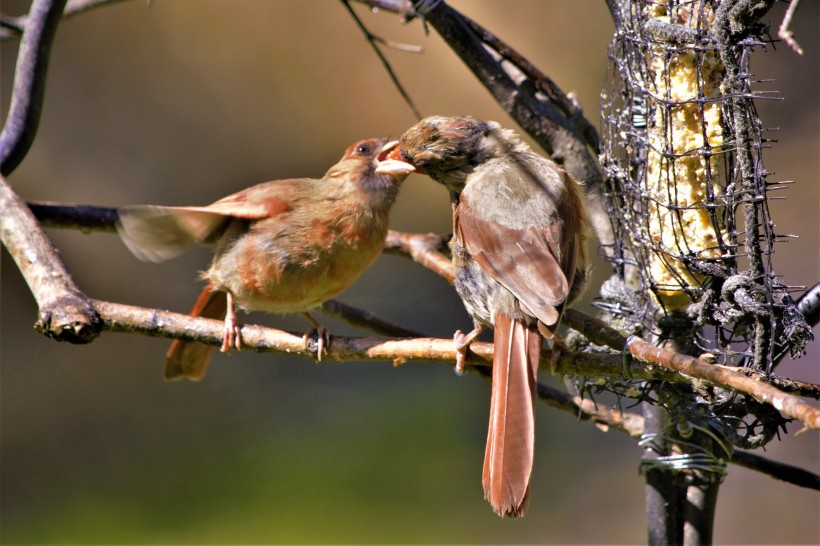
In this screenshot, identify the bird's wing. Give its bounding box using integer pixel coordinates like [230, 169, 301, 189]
[455, 197, 571, 329]
[201, 179, 305, 219]
[117, 205, 234, 262]
[117, 179, 308, 263]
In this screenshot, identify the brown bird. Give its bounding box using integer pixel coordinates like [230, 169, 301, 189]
[395, 116, 588, 517]
[118, 139, 415, 381]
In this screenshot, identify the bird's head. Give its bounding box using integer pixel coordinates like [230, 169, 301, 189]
[396, 116, 500, 194]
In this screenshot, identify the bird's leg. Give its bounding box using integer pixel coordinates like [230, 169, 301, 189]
[453, 323, 484, 375]
[221, 291, 242, 353]
[301, 312, 329, 361]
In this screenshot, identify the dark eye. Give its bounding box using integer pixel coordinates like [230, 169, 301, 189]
[355, 144, 371, 154]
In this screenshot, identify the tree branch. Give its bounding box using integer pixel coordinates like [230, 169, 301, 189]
[1, 179, 101, 342]
[383, 229, 454, 283]
[0, 0, 68, 175]
[19, 201, 820, 434]
[627, 336, 820, 430]
[777, 0, 804, 55]
[320, 298, 423, 338]
[6, 202, 814, 486]
[85, 297, 662, 382]
[731, 449, 820, 491]
[0, 0, 130, 40]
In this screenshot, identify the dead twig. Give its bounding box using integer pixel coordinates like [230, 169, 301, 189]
[340, 0, 423, 120]
[777, 0, 803, 55]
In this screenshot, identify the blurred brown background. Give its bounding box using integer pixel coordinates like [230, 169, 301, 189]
[2, 1, 817, 543]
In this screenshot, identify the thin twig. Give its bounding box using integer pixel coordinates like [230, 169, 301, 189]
[340, 0, 423, 120]
[383, 230, 454, 283]
[370, 33, 424, 53]
[730, 367, 820, 400]
[731, 449, 820, 490]
[87, 298, 683, 384]
[320, 299, 422, 337]
[777, 0, 803, 55]
[0, 0, 129, 40]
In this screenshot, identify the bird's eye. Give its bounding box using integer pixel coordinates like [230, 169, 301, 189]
[355, 144, 371, 154]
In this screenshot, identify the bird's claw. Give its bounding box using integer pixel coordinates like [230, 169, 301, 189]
[220, 292, 242, 354]
[303, 326, 329, 361]
[220, 309, 242, 353]
[219, 315, 242, 353]
[453, 330, 470, 376]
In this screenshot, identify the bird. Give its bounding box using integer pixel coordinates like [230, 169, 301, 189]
[117, 138, 415, 381]
[394, 115, 588, 517]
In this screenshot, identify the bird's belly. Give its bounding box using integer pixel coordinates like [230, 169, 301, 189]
[209, 236, 383, 314]
[454, 260, 500, 328]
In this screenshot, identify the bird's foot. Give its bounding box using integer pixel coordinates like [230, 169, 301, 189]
[453, 331, 470, 375]
[303, 325, 329, 361]
[453, 326, 483, 376]
[221, 300, 242, 353]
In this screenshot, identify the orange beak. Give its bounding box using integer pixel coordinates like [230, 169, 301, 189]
[375, 141, 417, 181]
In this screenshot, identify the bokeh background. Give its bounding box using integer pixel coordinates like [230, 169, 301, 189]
[2, 1, 817, 543]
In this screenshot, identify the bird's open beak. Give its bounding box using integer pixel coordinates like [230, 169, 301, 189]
[375, 141, 417, 181]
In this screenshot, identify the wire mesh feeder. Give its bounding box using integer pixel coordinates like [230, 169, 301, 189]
[595, 0, 813, 450]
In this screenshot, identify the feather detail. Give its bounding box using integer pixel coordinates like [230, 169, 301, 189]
[482, 311, 540, 518]
[117, 205, 234, 263]
[456, 200, 569, 329]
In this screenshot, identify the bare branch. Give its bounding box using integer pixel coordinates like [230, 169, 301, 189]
[87, 298, 656, 381]
[627, 336, 820, 430]
[383, 229, 454, 283]
[0, 0, 68, 175]
[28, 201, 119, 231]
[460, 14, 600, 154]
[11, 202, 819, 484]
[730, 367, 820, 401]
[778, 0, 804, 55]
[0, 0, 131, 40]
[26, 201, 820, 402]
[320, 299, 422, 338]
[0, 178, 101, 342]
[538, 381, 645, 438]
[731, 449, 820, 491]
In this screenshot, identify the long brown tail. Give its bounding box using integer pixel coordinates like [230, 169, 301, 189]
[482, 311, 540, 518]
[165, 284, 227, 381]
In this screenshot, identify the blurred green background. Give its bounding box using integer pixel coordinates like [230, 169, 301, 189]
[1, 1, 817, 543]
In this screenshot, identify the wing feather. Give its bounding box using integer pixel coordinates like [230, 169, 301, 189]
[117, 179, 308, 262]
[456, 200, 570, 329]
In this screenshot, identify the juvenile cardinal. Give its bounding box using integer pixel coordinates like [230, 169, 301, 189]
[393, 116, 588, 517]
[118, 139, 415, 381]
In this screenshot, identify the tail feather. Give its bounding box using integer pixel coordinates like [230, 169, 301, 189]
[165, 284, 227, 381]
[482, 311, 540, 517]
